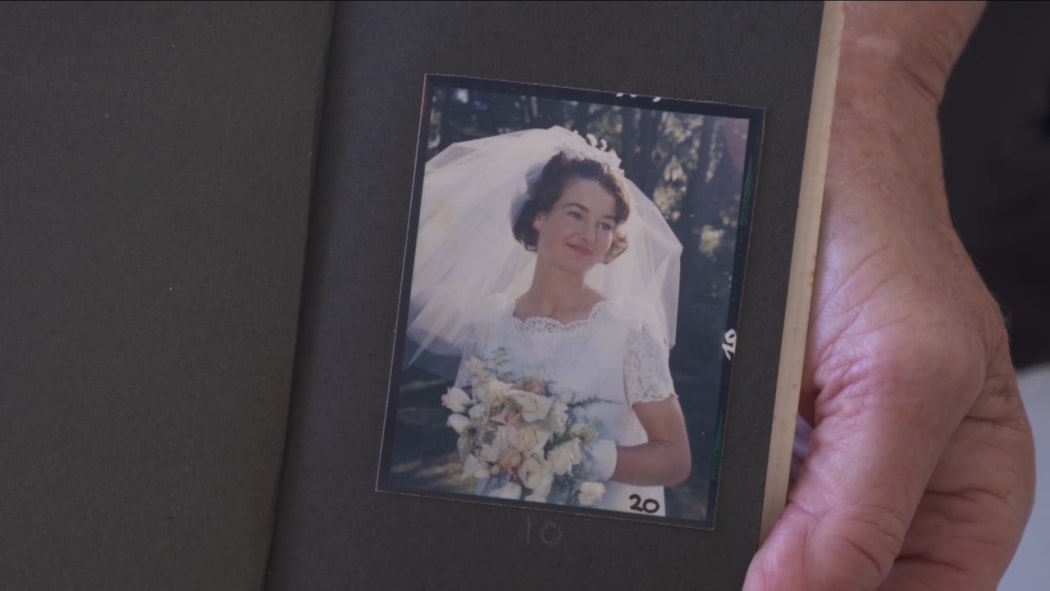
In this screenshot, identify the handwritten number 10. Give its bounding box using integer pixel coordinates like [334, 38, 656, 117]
[524, 517, 562, 547]
[722, 329, 737, 361]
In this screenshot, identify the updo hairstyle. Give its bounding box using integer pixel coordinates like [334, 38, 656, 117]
[512, 152, 631, 263]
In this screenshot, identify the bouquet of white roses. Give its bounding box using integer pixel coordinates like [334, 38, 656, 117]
[441, 350, 607, 507]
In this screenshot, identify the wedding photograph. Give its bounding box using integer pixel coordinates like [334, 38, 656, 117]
[377, 75, 764, 529]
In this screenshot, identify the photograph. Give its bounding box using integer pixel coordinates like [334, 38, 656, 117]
[377, 75, 764, 529]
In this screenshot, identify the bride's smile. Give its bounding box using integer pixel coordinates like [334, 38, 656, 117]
[567, 243, 593, 257]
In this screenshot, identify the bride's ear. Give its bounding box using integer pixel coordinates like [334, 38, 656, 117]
[532, 212, 548, 232]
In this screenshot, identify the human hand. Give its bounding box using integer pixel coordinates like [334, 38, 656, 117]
[744, 3, 1035, 590]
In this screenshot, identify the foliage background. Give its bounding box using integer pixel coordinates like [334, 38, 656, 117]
[386, 84, 753, 524]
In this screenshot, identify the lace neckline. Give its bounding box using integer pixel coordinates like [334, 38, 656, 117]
[509, 299, 612, 333]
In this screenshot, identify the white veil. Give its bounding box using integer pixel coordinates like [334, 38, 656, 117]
[405, 126, 682, 378]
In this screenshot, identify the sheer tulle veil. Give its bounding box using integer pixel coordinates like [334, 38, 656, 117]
[405, 126, 683, 379]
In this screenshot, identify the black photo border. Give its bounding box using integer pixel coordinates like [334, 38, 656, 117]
[376, 74, 766, 531]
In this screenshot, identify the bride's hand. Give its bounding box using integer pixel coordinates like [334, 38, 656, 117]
[580, 438, 618, 482]
[744, 3, 1035, 589]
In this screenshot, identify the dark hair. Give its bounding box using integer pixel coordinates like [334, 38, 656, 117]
[512, 152, 630, 262]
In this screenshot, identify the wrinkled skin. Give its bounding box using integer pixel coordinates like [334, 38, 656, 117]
[744, 3, 1036, 590]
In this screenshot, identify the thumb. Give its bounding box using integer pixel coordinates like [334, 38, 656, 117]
[743, 342, 978, 590]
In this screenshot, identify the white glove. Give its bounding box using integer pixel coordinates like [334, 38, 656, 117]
[581, 438, 617, 482]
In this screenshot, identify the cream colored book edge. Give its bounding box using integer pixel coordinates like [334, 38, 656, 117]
[759, 0, 844, 541]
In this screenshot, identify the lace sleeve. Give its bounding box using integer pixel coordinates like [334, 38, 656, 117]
[624, 326, 676, 405]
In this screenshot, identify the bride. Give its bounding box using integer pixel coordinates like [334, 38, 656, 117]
[407, 126, 690, 516]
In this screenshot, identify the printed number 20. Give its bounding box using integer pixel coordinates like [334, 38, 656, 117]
[629, 494, 660, 514]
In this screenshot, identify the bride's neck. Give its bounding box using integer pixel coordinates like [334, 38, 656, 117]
[517, 265, 598, 321]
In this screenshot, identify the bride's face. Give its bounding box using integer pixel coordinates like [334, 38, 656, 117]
[532, 179, 618, 275]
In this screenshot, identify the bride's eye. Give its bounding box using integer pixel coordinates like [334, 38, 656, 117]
[567, 210, 583, 220]
[598, 222, 613, 232]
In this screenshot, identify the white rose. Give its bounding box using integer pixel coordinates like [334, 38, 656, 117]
[492, 481, 522, 500]
[520, 457, 555, 499]
[577, 482, 605, 506]
[476, 379, 511, 405]
[513, 424, 551, 455]
[508, 389, 552, 423]
[547, 401, 569, 434]
[441, 387, 471, 413]
[446, 413, 471, 435]
[547, 439, 582, 476]
[462, 454, 489, 481]
[468, 403, 487, 420]
[478, 443, 499, 464]
[493, 425, 518, 450]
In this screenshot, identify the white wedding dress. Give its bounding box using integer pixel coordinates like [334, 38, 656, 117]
[455, 293, 677, 516]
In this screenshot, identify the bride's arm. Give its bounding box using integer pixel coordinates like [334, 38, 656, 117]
[610, 397, 692, 486]
[605, 310, 692, 487]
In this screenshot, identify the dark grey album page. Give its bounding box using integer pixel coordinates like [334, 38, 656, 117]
[268, 3, 824, 590]
[0, 4, 332, 589]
